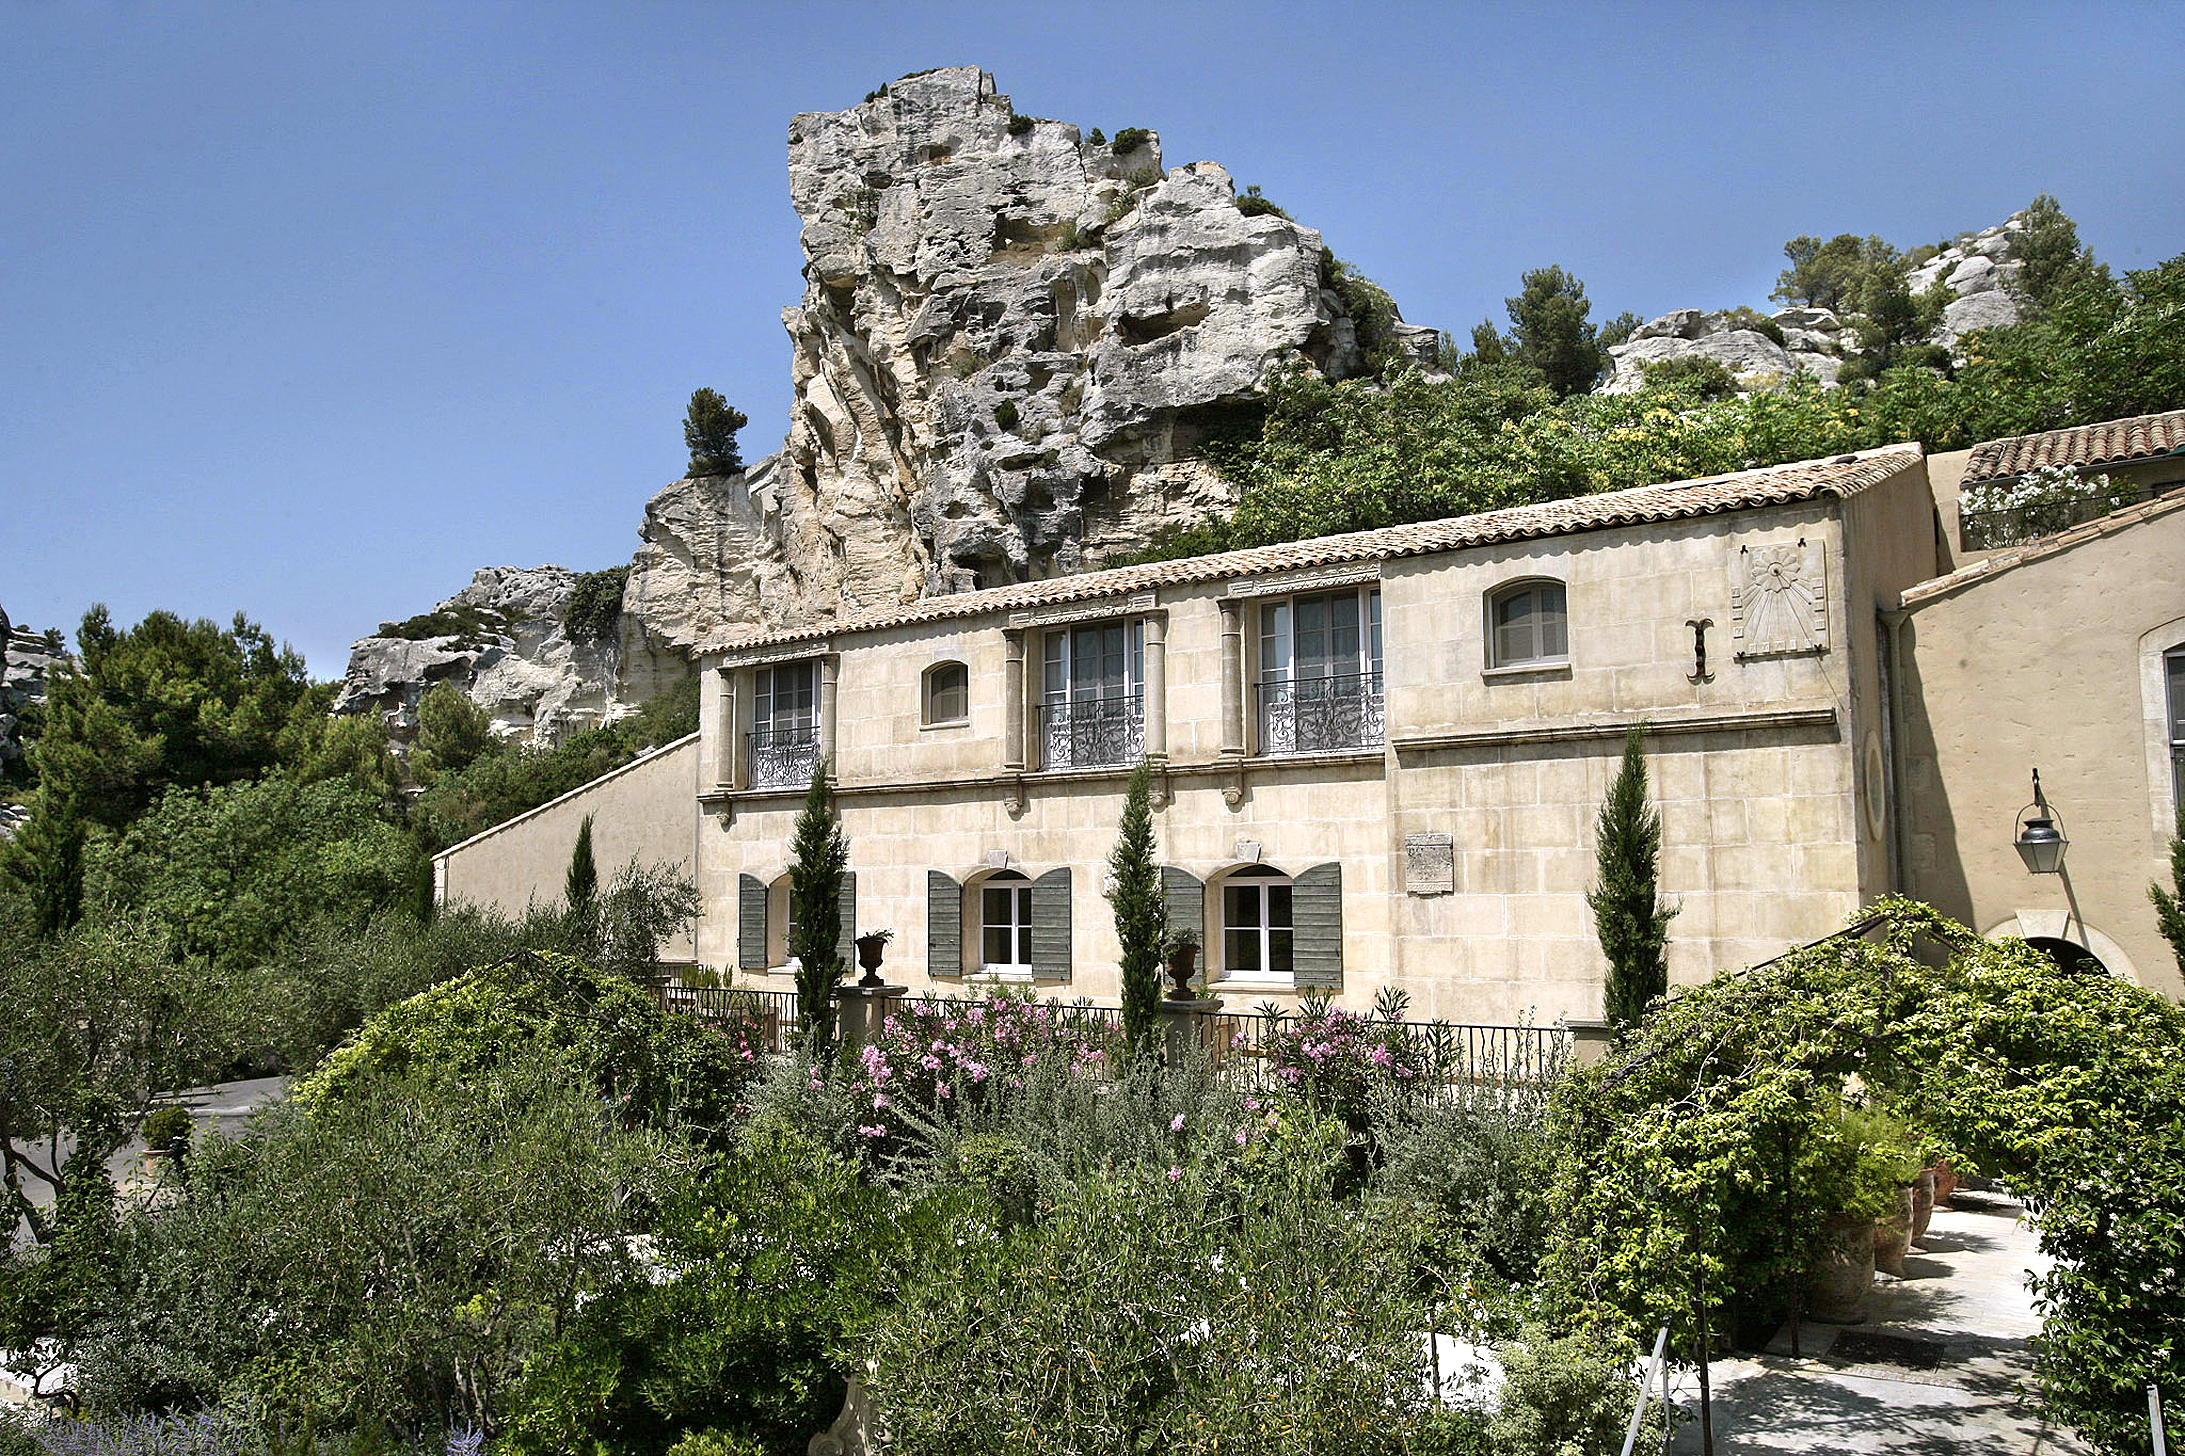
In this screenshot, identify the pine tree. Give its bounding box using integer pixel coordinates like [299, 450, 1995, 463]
[789, 758, 851, 1058]
[2151, 806, 2185, 978]
[0, 794, 86, 935]
[1590, 728, 1677, 1030]
[683, 388, 748, 477]
[1110, 760, 1165, 1059]
[1505, 265, 1604, 398]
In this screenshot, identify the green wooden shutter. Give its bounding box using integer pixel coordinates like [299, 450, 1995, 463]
[927, 870, 962, 977]
[738, 873, 768, 970]
[1161, 866, 1204, 941]
[836, 871, 858, 969]
[1030, 868, 1072, 981]
[1292, 861, 1343, 987]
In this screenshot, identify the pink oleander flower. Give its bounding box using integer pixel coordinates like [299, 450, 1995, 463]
[859, 1125, 885, 1138]
[873, 1093, 889, 1109]
[1167, 1166, 1182, 1183]
[937, 1082, 951, 1098]
[1245, 1098, 1260, 1112]
[1170, 1114, 1186, 1131]
[1235, 1129, 1250, 1146]
[921, 1054, 942, 1071]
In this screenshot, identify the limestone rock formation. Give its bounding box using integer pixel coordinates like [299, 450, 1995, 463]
[346, 68, 1421, 738]
[1602, 307, 1845, 394]
[1906, 217, 2027, 350]
[1, 609, 67, 827]
[334, 567, 620, 743]
[1602, 213, 2031, 395]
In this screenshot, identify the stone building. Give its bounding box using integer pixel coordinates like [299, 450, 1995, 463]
[438, 415, 2185, 1016]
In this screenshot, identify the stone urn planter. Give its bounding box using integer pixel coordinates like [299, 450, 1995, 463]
[853, 930, 892, 988]
[1810, 1211, 1876, 1323]
[1932, 1158, 1959, 1208]
[1910, 1167, 1937, 1243]
[1873, 1185, 1916, 1277]
[1163, 928, 1202, 1000]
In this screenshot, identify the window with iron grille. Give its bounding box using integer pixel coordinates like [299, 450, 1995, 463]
[751, 661, 819, 787]
[1256, 587, 1383, 754]
[1039, 620, 1144, 767]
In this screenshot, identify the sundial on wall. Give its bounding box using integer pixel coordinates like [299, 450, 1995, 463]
[1729, 539, 1829, 658]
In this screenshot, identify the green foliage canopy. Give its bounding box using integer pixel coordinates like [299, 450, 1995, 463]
[684, 388, 748, 476]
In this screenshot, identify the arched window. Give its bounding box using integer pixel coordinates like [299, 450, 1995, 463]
[1219, 865, 1294, 982]
[1487, 579, 1568, 669]
[924, 660, 970, 727]
[2167, 645, 2185, 813]
[979, 870, 1034, 976]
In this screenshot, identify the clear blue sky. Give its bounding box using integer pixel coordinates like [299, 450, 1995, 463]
[4, 1, 2180, 676]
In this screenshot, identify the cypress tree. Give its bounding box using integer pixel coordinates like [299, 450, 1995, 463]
[2151, 806, 2185, 977]
[564, 814, 598, 917]
[1590, 728, 1677, 1031]
[1111, 760, 1165, 1060]
[789, 758, 850, 1058]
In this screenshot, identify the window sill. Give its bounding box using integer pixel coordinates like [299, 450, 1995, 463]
[1481, 659, 1571, 681]
[967, 968, 1036, 984]
[920, 718, 970, 733]
[1214, 976, 1297, 992]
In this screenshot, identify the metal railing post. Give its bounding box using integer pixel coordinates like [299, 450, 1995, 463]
[1621, 1324, 1670, 1456]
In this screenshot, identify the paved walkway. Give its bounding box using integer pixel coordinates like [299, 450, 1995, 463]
[1665, 1188, 2089, 1454]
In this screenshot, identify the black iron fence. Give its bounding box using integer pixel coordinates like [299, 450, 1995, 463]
[749, 722, 820, 788]
[662, 983, 1566, 1093]
[1038, 693, 1145, 768]
[1256, 672, 1385, 754]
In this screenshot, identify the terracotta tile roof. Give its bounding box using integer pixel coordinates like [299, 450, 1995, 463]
[703, 444, 1925, 655]
[1898, 486, 2185, 609]
[1963, 409, 2185, 484]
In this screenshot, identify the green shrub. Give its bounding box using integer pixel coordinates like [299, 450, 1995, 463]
[1639, 355, 1740, 400]
[1234, 184, 1288, 219]
[563, 566, 629, 644]
[1085, 127, 1105, 146]
[991, 398, 1020, 431]
[372, 601, 509, 647]
[1109, 126, 1151, 155]
[1487, 1329, 1661, 1456]
[140, 1104, 192, 1157]
[1006, 112, 1034, 137]
[1721, 305, 1786, 345]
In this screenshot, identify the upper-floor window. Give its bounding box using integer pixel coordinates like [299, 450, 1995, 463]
[2168, 646, 2185, 815]
[1257, 587, 1383, 754]
[1040, 620, 1144, 767]
[751, 660, 820, 787]
[1488, 579, 1567, 669]
[924, 660, 970, 727]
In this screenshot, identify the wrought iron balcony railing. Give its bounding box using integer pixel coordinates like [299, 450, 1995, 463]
[1039, 693, 1145, 768]
[750, 721, 820, 788]
[1257, 672, 1385, 754]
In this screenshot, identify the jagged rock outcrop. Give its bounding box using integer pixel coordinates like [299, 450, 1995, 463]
[349, 68, 1423, 737]
[1603, 213, 2031, 395]
[627, 66, 1392, 654]
[335, 567, 619, 743]
[1906, 217, 2026, 349]
[1602, 306, 1845, 394]
[1, 609, 66, 836]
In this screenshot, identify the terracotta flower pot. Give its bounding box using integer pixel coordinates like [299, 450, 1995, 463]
[1873, 1185, 1915, 1277]
[1810, 1211, 1875, 1323]
[1932, 1158, 1958, 1208]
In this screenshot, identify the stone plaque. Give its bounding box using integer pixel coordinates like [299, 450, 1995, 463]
[1404, 833, 1455, 895]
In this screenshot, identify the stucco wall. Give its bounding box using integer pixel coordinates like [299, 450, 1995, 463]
[437, 734, 702, 962]
[1896, 499, 2185, 995]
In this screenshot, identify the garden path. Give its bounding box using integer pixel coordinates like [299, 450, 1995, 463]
[1663, 1188, 2093, 1454]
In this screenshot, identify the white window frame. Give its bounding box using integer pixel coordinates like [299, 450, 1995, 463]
[2168, 646, 2185, 817]
[1486, 578, 1569, 670]
[923, 660, 970, 727]
[1038, 619, 1145, 767]
[1217, 865, 1295, 986]
[978, 872, 1035, 978]
[1255, 586, 1383, 755]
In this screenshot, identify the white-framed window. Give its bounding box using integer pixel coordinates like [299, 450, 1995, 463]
[1039, 620, 1144, 767]
[1257, 587, 1383, 753]
[2168, 646, 2185, 815]
[752, 661, 820, 786]
[1487, 579, 1568, 669]
[980, 870, 1035, 975]
[1220, 865, 1294, 982]
[924, 660, 970, 726]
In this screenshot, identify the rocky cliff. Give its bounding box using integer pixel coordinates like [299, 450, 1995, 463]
[1600, 213, 2032, 394]
[349, 67, 1422, 741]
[1, 607, 67, 836]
